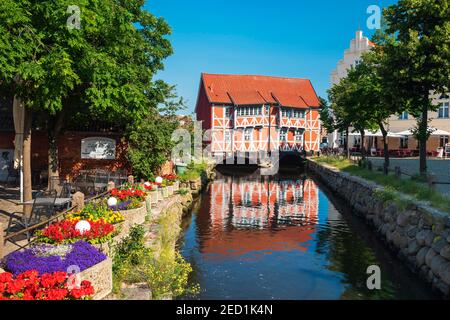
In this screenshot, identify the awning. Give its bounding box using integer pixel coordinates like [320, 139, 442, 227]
[395, 128, 450, 136]
[349, 130, 404, 138]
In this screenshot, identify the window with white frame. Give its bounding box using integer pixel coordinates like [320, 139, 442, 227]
[224, 131, 231, 142]
[293, 110, 305, 118]
[280, 129, 287, 142]
[400, 137, 409, 149]
[237, 106, 262, 117]
[295, 130, 303, 142]
[244, 128, 252, 141]
[440, 135, 449, 148]
[225, 107, 232, 117]
[438, 102, 449, 119]
[398, 112, 409, 120]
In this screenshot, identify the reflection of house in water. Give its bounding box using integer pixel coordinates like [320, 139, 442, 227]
[197, 173, 319, 258]
[210, 174, 318, 228]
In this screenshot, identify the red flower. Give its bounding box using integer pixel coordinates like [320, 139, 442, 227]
[109, 187, 145, 202]
[39, 220, 115, 244]
[0, 271, 95, 300]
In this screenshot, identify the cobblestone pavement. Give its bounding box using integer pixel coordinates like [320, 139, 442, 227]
[368, 157, 450, 195]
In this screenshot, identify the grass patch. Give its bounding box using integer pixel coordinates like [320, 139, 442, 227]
[314, 156, 450, 213]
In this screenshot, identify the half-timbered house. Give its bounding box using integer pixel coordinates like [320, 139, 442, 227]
[195, 73, 321, 160]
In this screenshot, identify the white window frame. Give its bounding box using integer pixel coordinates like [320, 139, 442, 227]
[438, 102, 449, 119]
[244, 128, 252, 141]
[399, 111, 409, 120]
[295, 130, 303, 142]
[224, 131, 231, 142]
[440, 135, 449, 148]
[280, 129, 287, 142]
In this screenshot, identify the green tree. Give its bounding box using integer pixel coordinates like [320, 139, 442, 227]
[348, 49, 403, 171]
[381, 0, 450, 174]
[0, 0, 176, 190]
[126, 82, 185, 180]
[319, 97, 334, 136]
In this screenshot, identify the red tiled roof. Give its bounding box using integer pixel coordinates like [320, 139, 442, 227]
[227, 90, 267, 105]
[200, 73, 320, 109]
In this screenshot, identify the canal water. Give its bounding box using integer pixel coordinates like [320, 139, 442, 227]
[178, 169, 437, 300]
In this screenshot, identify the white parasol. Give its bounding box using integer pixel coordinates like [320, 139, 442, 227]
[396, 128, 450, 136]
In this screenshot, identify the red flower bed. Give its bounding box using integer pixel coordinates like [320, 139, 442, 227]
[36, 220, 115, 245]
[162, 174, 177, 182]
[0, 270, 94, 300]
[110, 188, 146, 201]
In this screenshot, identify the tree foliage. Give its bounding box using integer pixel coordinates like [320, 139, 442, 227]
[0, 0, 182, 180]
[380, 0, 450, 173]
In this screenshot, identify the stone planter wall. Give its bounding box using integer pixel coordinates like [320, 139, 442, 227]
[308, 159, 450, 297]
[120, 203, 147, 228]
[79, 257, 113, 300]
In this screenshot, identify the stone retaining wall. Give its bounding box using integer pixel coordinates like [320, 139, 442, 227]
[308, 159, 450, 297]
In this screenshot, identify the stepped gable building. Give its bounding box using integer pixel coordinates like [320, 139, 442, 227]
[195, 73, 321, 159]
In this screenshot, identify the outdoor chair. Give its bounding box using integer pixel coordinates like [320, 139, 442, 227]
[54, 182, 74, 211]
[6, 190, 57, 247]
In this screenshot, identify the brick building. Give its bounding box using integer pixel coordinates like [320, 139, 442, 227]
[0, 97, 129, 183]
[195, 73, 321, 160]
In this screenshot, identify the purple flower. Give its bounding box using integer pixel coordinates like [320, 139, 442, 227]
[109, 200, 132, 211]
[2, 241, 107, 276]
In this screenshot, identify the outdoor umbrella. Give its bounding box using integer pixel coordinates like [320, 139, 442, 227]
[13, 96, 24, 203]
[396, 128, 450, 136]
[348, 130, 404, 137]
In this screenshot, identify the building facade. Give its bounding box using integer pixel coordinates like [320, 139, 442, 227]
[195, 73, 321, 160]
[329, 30, 375, 148]
[328, 31, 450, 154]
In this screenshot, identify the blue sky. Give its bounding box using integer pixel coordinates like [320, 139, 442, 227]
[145, 0, 396, 114]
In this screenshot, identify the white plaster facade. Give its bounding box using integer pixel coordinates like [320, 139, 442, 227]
[328, 30, 374, 148]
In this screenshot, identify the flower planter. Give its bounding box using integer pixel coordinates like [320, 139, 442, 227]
[161, 187, 169, 198]
[148, 190, 159, 206]
[119, 202, 147, 227]
[158, 191, 166, 203]
[167, 186, 174, 196]
[173, 181, 180, 192]
[79, 257, 113, 300]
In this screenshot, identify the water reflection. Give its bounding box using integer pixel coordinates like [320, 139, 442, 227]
[180, 172, 436, 300]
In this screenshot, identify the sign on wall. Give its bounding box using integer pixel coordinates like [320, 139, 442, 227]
[81, 137, 116, 160]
